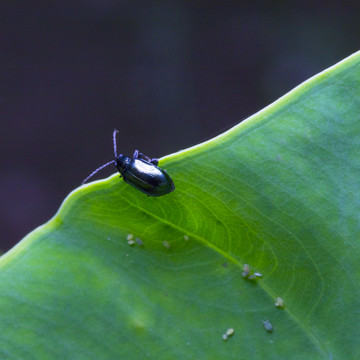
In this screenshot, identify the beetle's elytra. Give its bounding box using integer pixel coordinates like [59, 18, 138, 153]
[82, 129, 175, 197]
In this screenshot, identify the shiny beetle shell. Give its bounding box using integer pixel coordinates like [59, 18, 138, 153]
[115, 155, 175, 197]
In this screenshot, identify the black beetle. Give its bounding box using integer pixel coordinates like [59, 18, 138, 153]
[82, 129, 175, 197]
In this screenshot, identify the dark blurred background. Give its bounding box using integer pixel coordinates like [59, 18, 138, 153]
[1, 1, 359, 252]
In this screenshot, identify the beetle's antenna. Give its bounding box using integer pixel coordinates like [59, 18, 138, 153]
[113, 129, 119, 158]
[81, 160, 115, 184]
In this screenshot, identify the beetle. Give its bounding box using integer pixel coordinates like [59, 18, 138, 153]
[82, 129, 175, 197]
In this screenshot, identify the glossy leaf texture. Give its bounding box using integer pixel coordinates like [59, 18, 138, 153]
[1, 52, 360, 359]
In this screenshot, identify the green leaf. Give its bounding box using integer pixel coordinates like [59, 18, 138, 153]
[1, 52, 360, 359]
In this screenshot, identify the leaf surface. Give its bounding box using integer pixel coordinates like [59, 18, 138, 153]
[1, 52, 360, 359]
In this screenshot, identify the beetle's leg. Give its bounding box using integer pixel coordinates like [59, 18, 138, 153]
[135, 151, 159, 165]
[114, 159, 123, 178]
[137, 152, 150, 161]
[150, 158, 159, 165]
[142, 153, 159, 165]
[137, 152, 158, 165]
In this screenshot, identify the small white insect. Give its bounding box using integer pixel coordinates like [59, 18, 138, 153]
[222, 328, 234, 341]
[162, 241, 171, 249]
[242, 264, 262, 280]
[262, 320, 273, 332]
[241, 264, 250, 278]
[226, 328, 235, 337]
[275, 297, 285, 308]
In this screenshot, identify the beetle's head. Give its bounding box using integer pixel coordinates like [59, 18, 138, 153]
[115, 154, 130, 172]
